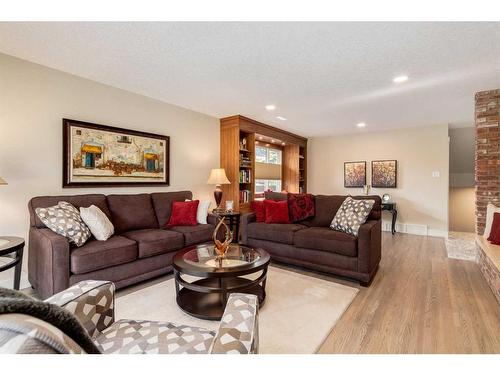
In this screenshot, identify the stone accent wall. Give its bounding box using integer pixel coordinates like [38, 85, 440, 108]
[475, 89, 500, 235]
[477, 243, 500, 304]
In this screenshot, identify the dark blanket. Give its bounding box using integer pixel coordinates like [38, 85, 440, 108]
[0, 287, 101, 354]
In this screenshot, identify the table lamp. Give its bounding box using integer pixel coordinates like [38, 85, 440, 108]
[207, 168, 230, 212]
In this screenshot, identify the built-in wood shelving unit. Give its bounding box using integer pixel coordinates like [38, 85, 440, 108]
[220, 115, 307, 212]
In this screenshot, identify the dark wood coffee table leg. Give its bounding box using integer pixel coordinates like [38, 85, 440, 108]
[13, 247, 23, 290]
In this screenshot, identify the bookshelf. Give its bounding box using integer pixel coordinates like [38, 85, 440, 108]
[299, 146, 307, 193]
[220, 115, 307, 213]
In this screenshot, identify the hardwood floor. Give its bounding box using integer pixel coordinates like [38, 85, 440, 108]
[17, 232, 499, 353]
[312, 232, 500, 353]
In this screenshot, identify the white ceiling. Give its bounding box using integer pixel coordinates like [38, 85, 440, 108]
[0, 22, 499, 137]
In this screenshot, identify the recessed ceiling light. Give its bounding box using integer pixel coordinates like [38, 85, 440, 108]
[265, 143, 270, 147]
[282, 142, 286, 146]
[265, 104, 276, 111]
[271, 140, 275, 143]
[276, 116, 287, 121]
[357, 122, 366, 128]
[258, 136, 263, 140]
[393, 75, 408, 83]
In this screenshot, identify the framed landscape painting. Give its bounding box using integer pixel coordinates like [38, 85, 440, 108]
[344, 161, 366, 188]
[372, 160, 397, 188]
[63, 119, 170, 187]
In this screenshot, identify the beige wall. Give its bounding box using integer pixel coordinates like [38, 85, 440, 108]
[0, 53, 219, 239]
[308, 124, 450, 237]
[449, 187, 475, 233]
[449, 127, 475, 187]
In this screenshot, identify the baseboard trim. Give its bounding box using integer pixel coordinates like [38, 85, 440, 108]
[382, 221, 448, 238]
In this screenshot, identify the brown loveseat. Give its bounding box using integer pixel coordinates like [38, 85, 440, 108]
[240, 192, 382, 286]
[28, 191, 217, 299]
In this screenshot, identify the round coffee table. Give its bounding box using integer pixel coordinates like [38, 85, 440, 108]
[173, 243, 270, 320]
[0, 236, 25, 290]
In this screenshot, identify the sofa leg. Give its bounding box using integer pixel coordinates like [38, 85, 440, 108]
[359, 279, 372, 287]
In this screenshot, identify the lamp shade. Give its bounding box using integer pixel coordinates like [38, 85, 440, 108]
[0, 177, 7, 186]
[207, 168, 230, 185]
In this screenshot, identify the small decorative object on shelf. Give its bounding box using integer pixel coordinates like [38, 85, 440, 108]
[212, 217, 233, 265]
[382, 193, 391, 203]
[240, 137, 247, 151]
[225, 200, 234, 212]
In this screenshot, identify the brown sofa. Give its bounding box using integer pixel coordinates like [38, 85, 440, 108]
[240, 192, 382, 286]
[28, 191, 218, 299]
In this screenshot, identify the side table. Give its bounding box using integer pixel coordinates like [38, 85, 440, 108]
[0, 236, 25, 290]
[381, 203, 397, 235]
[212, 211, 241, 242]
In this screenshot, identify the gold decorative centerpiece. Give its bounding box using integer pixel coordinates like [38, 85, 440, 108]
[212, 216, 233, 263]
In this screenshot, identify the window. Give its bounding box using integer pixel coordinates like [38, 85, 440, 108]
[255, 179, 282, 196]
[255, 146, 282, 165]
[256, 146, 268, 163]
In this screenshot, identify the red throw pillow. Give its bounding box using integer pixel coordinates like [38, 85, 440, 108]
[251, 200, 266, 222]
[487, 212, 500, 245]
[167, 200, 199, 227]
[264, 199, 290, 224]
[287, 193, 315, 222]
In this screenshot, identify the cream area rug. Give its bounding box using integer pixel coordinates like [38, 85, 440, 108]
[115, 266, 358, 354]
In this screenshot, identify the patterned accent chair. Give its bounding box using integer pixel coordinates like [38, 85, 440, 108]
[0, 280, 259, 354]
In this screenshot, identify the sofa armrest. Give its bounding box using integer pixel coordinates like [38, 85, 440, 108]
[28, 227, 71, 300]
[207, 213, 219, 225]
[357, 220, 382, 278]
[210, 293, 259, 354]
[45, 280, 115, 338]
[239, 213, 256, 245]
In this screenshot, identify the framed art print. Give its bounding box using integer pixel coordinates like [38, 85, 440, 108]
[344, 161, 366, 188]
[371, 160, 397, 188]
[63, 118, 170, 187]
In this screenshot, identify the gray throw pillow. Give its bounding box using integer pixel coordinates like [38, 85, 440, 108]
[35, 201, 91, 247]
[330, 197, 375, 236]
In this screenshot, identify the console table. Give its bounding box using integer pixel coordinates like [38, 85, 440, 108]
[381, 203, 397, 235]
[0, 236, 25, 290]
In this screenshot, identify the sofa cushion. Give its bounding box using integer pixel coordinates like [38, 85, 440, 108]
[247, 222, 306, 245]
[29, 194, 111, 229]
[170, 224, 215, 246]
[167, 200, 199, 227]
[251, 200, 266, 222]
[107, 194, 158, 233]
[330, 197, 375, 236]
[307, 195, 345, 227]
[151, 191, 193, 228]
[293, 227, 358, 257]
[122, 229, 184, 258]
[264, 200, 290, 224]
[306, 195, 382, 227]
[35, 201, 92, 247]
[288, 193, 315, 222]
[71, 235, 138, 274]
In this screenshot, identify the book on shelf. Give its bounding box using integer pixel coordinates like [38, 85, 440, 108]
[239, 189, 252, 203]
[239, 169, 252, 183]
[239, 154, 252, 168]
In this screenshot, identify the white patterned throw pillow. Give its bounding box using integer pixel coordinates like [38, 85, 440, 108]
[80, 205, 114, 241]
[185, 199, 211, 224]
[35, 201, 91, 247]
[330, 197, 375, 236]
